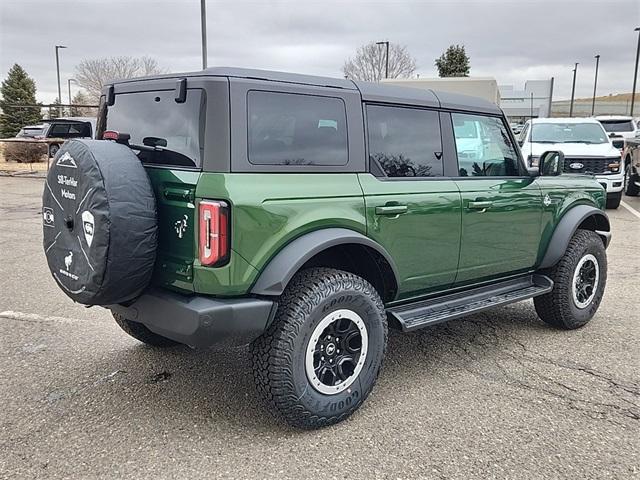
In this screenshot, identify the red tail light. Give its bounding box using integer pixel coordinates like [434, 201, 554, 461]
[103, 130, 119, 140]
[199, 200, 229, 266]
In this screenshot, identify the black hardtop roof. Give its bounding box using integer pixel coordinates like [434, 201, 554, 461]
[110, 67, 501, 114]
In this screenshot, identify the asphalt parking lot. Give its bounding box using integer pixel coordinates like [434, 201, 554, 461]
[0, 176, 638, 479]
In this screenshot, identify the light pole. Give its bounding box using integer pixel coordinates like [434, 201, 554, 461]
[200, 0, 208, 69]
[55, 45, 67, 117]
[376, 41, 389, 80]
[591, 55, 600, 116]
[68, 78, 77, 115]
[630, 27, 640, 116]
[569, 62, 578, 117]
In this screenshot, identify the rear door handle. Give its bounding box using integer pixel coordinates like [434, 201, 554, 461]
[375, 205, 408, 216]
[468, 200, 493, 210]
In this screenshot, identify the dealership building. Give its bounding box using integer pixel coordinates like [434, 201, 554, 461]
[498, 79, 555, 122]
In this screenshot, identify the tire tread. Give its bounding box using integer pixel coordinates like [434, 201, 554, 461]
[250, 267, 387, 429]
[534, 229, 607, 329]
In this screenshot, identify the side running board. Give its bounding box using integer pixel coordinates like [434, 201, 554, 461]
[387, 274, 553, 332]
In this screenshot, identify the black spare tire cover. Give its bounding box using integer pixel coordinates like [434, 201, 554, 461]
[42, 139, 157, 305]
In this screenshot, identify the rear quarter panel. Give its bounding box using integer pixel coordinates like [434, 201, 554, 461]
[194, 173, 366, 296]
[535, 175, 605, 266]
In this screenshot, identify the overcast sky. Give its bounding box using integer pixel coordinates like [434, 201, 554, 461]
[1, 0, 639, 104]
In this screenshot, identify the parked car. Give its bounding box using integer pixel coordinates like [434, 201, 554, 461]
[17, 117, 95, 156]
[622, 137, 640, 196]
[518, 117, 624, 209]
[510, 122, 524, 135]
[42, 68, 611, 429]
[595, 115, 640, 150]
[16, 124, 48, 138]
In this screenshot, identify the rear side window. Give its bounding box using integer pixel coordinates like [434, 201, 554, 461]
[366, 105, 443, 177]
[106, 90, 205, 168]
[452, 113, 521, 177]
[248, 91, 348, 166]
[49, 124, 70, 136]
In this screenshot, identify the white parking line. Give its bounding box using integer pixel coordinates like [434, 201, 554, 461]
[620, 201, 640, 220]
[0, 311, 77, 324]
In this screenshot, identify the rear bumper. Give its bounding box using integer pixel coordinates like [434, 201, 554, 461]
[108, 289, 276, 348]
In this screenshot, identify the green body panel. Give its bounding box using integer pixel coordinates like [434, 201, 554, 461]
[357, 173, 462, 299]
[454, 177, 543, 283]
[144, 168, 200, 292]
[534, 175, 605, 265]
[193, 173, 367, 297]
[144, 167, 606, 302]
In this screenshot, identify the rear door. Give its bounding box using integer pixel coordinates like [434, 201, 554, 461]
[359, 105, 462, 300]
[449, 112, 543, 284]
[103, 87, 207, 291]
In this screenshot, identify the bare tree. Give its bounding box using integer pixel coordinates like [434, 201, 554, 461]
[75, 56, 166, 102]
[342, 42, 417, 82]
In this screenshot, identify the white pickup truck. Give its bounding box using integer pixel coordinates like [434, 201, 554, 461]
[595, 115, 640, 151]
[622, 137, 640, 196]
[518, 117, 624, 209]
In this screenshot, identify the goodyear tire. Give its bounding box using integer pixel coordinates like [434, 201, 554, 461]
[605, 191, 622, 209]
[625, 164, 639, 196]
[534, 229, 607, 329]
[42, 139, 157, 305]
[251, 267, 388, 429]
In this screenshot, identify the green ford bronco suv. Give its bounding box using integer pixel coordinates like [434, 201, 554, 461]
[42, 68, 611, 429]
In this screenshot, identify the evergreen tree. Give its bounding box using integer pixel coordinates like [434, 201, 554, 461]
[47, 97, 62, 120]
[435, 45, 471, 77]
[0, 64, 42, 137]
[70, 91, 93, 116]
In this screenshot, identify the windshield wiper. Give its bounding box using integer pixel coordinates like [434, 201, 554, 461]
[128, 143, 166, 152]
[563, 140, 599, 144]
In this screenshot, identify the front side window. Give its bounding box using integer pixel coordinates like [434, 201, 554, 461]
[248, 91, 348, 166]
[452, 113, 521, 177]
[106, 89, 205, 168]
[366, 105, 443, 177]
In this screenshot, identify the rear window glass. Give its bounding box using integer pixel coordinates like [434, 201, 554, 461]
[106, 90, 204, 168]
[599, 120, 634, 132]
[18, 127, 46, 137]
[248, 91, 348, 166]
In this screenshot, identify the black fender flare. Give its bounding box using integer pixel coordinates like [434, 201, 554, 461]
[250, 228, 400, 297]
[539, 205, 610, 269]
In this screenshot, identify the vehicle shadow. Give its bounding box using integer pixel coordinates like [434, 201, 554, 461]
[87, 303, 555, 433]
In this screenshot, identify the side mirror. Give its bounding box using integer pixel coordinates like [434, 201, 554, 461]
[538, 150, 564, 176]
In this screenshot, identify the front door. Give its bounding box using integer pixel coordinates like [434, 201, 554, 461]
[449, 112, 543, 284]
[359, 105, 462, 300]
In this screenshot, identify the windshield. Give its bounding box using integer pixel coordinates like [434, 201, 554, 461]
[105, 89, 204, 168]
[599, 120, 634, 133]
[531, 122, 608, 144]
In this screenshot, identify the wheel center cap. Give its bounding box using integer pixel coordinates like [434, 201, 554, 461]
[325, 343, 336, 355]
